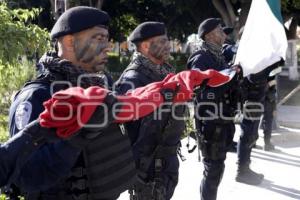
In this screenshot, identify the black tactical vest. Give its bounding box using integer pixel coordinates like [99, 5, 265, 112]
[115, 61, 186, 174]
[22, 75, 136, 200]
[82, 124, 136, 199]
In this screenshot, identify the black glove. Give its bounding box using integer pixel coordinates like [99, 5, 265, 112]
[24, 120, 58, 145]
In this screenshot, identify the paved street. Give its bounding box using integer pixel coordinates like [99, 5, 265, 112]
[119, 125, 300, 200]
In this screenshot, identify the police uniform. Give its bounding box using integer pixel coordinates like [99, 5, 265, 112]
[236, 63, 279, 185]
[237, 77, 266, 182]
[187, 18, 240, 200]
[8, 7, 136, 199]
[115, 22, 185, 200]
[0, 121, 57, 187]
[222, 27, 237, 64]
[261, 75, 277, 150]
[222, 43, 238, 64]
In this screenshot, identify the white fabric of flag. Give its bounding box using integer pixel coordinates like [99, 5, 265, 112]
[234, 0, 287, 77]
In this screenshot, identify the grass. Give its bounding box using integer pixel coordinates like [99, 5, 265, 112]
[0, 114, 8, 143]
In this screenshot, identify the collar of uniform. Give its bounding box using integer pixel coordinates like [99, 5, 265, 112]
[37, 51, 105, 88]
[202, 41, 222, 55]
[133, 51, 175, 76]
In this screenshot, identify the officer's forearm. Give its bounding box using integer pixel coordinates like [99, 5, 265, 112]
[0, 120, 57, 186]
[39, 70, 230, 136]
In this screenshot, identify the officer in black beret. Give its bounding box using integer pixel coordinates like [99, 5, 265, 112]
[50, 6, 110, 40]
[128, 21, 166, 43]
[187, 18, 242, 200]
[116, 21, 186, 200]
[8, 6, 137, 199]
[198, 18, 222, 39]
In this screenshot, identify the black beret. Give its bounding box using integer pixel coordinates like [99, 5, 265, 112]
[223, 27, 233, 35]
[128, 21, 166, 43]
[198, 18, 222, 39]
[50, 6, 110, 40]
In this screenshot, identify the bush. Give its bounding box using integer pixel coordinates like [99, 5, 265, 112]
[169, 53, 189, 72]
[106, 52, 131, 80]
[0, 3, 49, 139]
[0, 59, 36, 139]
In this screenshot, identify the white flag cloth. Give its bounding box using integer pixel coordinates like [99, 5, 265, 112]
[234, 0, 287, 77]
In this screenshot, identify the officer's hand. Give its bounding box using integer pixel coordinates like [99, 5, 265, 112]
[24, 120, 58, 143]
[231, 64, 242, 74]
[163, 70, 231, 102]
[166, 70, 230, 91]
[231, 64, 244, 82]
[79, 93, 118, 139]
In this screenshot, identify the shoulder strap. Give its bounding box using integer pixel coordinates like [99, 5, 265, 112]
[13, 77, 51, 101]
[115, 62, 163, 88]
[128, 64, 162, 82]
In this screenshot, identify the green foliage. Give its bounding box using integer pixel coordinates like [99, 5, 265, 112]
[0, 3, 49, 139]
[0, 3, 49, 65]
[103, 0, 218, 41]
[111, 14, 139, 41]
[0, 194, 6, 200]
[169, 53, 189, 72]
[106, 53, 131, 80]
[0, 114, 9, 142]
[0, 59, 36, 138]
[282, 0, 300, 12]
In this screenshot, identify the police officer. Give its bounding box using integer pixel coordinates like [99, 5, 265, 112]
[7, 7, 221, 199]
[8, 6, 137, 199]
[261, 75, 277, 151]
[236, 77, 265, 185]
[236, 61, 279, 185]
[116, 22, 185, 200]
[186, 18, 241, 200]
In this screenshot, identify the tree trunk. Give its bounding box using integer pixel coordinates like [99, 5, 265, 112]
[286, 17, 298, 39]
[224, 0, 236, 26]
[238, 1, 251, 29]
[49, 0, 55, 14]
[95, 0, 104, 9]
[212, 0, 231, 25]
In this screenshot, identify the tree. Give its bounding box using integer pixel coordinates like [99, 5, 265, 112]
[281, 0, 300, 39]
[6, 0, 300, 41]
[103, 0, 219, 41]
[0, 2, 49, 137]
[7, 0, 54, 30]
[211, 0, 300, 40]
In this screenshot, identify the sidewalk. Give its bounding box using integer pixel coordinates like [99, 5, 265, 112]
[277, 105, 300, 129]
[118, 125, 300, 200]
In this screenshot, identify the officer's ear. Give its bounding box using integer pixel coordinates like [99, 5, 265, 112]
[204, 33, 211, 42]
[139, 40, 151, 53]
[60, 35, 75, 52]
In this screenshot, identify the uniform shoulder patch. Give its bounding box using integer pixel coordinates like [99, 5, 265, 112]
[15, 101, 33, 130]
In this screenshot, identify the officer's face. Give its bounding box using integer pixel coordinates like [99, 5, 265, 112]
[73, 26, 110, 72]
[147, 34, 171, 63]
[205, 25, 226, 47]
